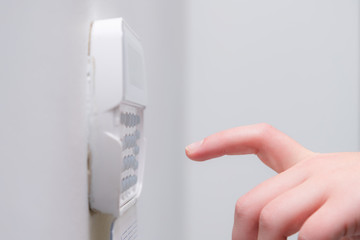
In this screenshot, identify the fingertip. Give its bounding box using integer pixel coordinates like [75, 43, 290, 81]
[185, 139, 204, 161]
[184, 146, 192, 158]
[185, 139, 204, 160]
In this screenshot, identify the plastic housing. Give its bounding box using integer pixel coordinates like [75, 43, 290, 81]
[88, 18, 146, 217]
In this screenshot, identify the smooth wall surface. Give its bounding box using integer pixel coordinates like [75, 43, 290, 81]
[0, 1, 91, 239]
[184, 1, 359, 239]
[0, 0, 185, 239]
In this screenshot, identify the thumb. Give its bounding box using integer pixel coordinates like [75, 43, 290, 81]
[185, 123, 314, 173]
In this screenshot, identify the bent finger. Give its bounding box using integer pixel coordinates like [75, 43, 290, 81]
[257, 179, 327, 240]
[299, 195, 360, 240]
[232, 166, 308, 240]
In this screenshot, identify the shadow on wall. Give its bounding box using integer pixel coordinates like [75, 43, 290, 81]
[90, 212, 113, 240]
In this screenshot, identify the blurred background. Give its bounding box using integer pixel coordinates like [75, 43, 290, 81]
[0, 0, 358, 239]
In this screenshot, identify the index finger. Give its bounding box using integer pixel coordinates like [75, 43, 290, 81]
[185, 123, 313, 173]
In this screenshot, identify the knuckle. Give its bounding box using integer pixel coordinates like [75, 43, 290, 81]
[255, 123, 276, 143]
[259, 205, 278, 231]
[234, 196, 256, 222]
[257, 123, 275, 135]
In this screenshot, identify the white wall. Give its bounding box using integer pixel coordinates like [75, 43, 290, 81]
[0, 0, 186, 239]
[184, 1, 359, 239]
[0, 1, 91, 239]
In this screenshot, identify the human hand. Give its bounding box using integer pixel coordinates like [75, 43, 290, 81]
[185, 123, 360, 240]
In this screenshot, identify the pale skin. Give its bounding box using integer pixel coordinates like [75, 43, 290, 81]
[185, 123, 360, 240]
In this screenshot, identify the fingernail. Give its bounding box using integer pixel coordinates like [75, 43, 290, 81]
[185, 139, 203, 154]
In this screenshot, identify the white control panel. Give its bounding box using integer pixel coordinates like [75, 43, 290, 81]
[88, 18, 146, 218]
